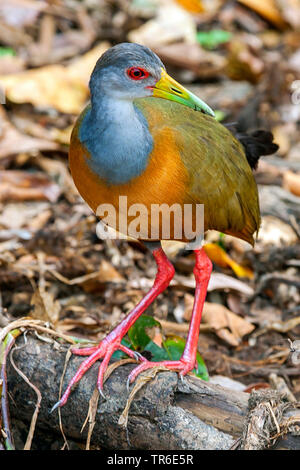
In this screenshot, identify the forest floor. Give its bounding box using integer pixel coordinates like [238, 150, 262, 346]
[0, 0, 299, 450]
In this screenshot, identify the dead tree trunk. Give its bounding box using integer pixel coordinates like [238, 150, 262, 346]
[5, 334, 300, 450]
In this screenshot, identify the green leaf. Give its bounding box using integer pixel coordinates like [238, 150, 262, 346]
[144, 340, 169, 361]
[163, 335, 209, 381]
[214, 110, 226, 122]
[114, 316, 209, 381]
[196, 30, 232, 50]
[128, 315, 161, 350]
[0, 47, 15, 57]
[0, 329, 21, 361]
[218, 232, 226, 250]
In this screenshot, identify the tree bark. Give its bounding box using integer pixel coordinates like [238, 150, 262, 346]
[5, 334, 300, 450]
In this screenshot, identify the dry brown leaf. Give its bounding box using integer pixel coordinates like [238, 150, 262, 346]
[31, 287, 60, 325]
[157, 316, 212, 335]
[57, 317, 100, 334]
[154, 43, 226, 78]
[0, 42, 109, 114]
[0, 170, 60, 203]
[81, 260, 125, 293]
[128, 2, 197, 47]
[0, 1, 46, 28]
[171, 272, 254, 296]
[275, 0, 300, 29]
[267, 316, 300, 333]
[50, 125, 73, 145]
[29, 209, 52, 231]
[214, 328, 239, 347]
[0, 201, 50, 229]
[51, 260, 125, 292]
[0, 105, 59, 159]
[225, 40, 264, 83]
[0, 55, 25, 75]
[271, 125, 291, 156]
[36, 156, 78, 199]
[207, 273, 254, 295]
[282, 171, 300, 197]
[10, 113, 68, 145]
[257, 216, 298, 246]
[204, 302, 254, 336]
[237, 0, 287, 28]
[184, 300, 255, 346]
[67, 43, 110, 85]
[0, 64, 86, 114]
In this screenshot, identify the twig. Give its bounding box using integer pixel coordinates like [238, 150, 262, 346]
[9, 335, 42, 450]
[158, 318, 211, 333]
[57, 346, 73, 450]
[0, 317, 76, 345]
[81, 388, 100, 451]
[0, 330, 20, 449]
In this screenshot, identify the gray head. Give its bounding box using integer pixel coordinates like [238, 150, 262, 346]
[89, 42, 215, 117]
[89, 43, 165, 101]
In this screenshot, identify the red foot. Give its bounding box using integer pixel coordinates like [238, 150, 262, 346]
[51, 338, 145, 411]
[51, 247, 175, 412]
[127, 358, 197, 385]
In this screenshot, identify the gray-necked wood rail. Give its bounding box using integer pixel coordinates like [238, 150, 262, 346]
[52, 43, 278, 410]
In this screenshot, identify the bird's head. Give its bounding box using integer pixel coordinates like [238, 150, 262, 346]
[89, 43, 215, 117]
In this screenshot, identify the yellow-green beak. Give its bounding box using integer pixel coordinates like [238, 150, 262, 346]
[153, 68, 215, 117]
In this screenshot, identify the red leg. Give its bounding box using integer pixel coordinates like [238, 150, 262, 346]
[51, 247, 175, 410]
[127, 247, 212, 383]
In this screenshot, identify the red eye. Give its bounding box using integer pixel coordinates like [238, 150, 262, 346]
[127, 67, 149, 81]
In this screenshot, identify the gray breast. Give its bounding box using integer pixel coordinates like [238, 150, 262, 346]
[79, 104, 153, 185]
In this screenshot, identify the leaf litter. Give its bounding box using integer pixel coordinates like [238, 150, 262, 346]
[0, 0, 299, 450]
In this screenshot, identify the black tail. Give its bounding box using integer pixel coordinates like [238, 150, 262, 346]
[235, 130, 278, 169]
[226, 125, 279, 169]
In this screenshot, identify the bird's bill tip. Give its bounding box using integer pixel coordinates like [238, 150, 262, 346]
[152, 68, 215, 117]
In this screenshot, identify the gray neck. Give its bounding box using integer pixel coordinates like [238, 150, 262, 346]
[79, 95, 153, 185]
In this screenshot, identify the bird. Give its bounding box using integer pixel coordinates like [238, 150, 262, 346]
[53, 42, 278, 409]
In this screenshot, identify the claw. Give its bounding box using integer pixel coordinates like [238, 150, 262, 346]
[127, 359, 194, 386]
[50, 400, 62, 413]
[179, 373, 187, 385]
[133, 351, 146, 362]
[118, 344, 145, 362]
[126, 375, 131, 392]
[98, 385, 107, 400]
[51, 339, 147, 410]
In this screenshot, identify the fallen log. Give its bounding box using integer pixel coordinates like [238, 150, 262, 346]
[5, 334, 300, 450]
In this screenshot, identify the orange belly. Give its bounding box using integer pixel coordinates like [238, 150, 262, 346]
[69, 123, 198, 241]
